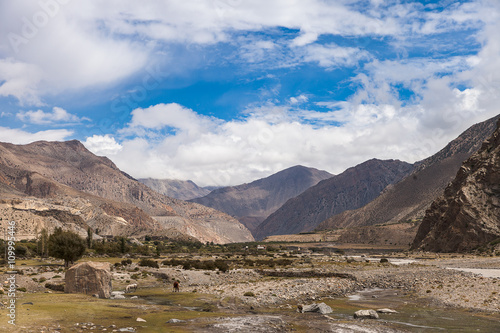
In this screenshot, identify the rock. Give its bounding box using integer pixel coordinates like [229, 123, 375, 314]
[300, 302, 333, 314]
[354, 309, 379, 319]
[65, 262, 112, 299]
[377, 308, 398, 313]
[118, 328, 136, 332]
[167, 319, 186, 323]
[136, 318, 146, 322]
[131, 296, 138, 299]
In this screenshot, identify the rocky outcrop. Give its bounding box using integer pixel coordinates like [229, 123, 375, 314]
[190, 165, 332, 234]
[412, 118, 500, 252]
[255, 159, 413, 240]
[65, 262, 112, 298]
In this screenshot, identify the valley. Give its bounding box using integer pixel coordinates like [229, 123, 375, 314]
[1, 246, 499, 332]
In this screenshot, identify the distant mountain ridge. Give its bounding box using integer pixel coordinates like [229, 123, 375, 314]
[139, 178, 211, 200]
[254, 159, 414, 240]
[317, 114, 500, 232]
[0, 140, 253, 244]
[190, 165, 333, 234]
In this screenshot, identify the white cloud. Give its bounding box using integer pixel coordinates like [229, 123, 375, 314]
[89, 98, 481, 187]
[83, 134, 122, 156]
[0, 0, 489, 106]
[123, 103, 219, 139]
[0, 58, 43, 105]
[304, 44, 370, 68]
[17, 107, 90, 125]
[0, 127, 72, 144]
[290, 94, 308, 104]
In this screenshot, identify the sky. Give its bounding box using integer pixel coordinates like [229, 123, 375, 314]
[1, 0, 500, 186]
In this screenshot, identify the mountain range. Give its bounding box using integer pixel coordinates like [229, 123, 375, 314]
[1, 114, 498, 252]
[254, 159, 414, 240]
[317, 115, 500, 232]
[0, 140, 253, 244]
[189, 165, 332, 234]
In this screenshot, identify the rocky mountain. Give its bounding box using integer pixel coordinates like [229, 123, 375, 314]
[411, 118, 500, 252]
[138, 178, 211, 200]
[0, 140, 253, 244]
[254, 159, 413, 240]
[317, 115, 500, 231]
[189, 165, 333, 234]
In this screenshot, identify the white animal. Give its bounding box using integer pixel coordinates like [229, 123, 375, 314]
[125, 283, 137, 293]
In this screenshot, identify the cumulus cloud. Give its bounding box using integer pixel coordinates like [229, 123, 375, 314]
[0, 58, 43, 105]
[85, 96, 489, 187]
[17, 107, 90, 125]
[84, 134, 122, 156]
[0, 127, 72, 144]
[0, 0, 488, 106]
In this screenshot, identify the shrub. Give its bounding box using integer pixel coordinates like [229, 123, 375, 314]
[214, 260, 229, 272]
[121, 259, 133, 266]
[243, 291, 255, 297]
[380, 258, 389, 263]
[138, 258, 159, 268]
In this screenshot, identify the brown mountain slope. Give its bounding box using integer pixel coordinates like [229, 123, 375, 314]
[0, 140, 253, 244]
[190, 165, 333, 234]
[411, 118, 500, 252]
[0, 164, 162, 239]
[254, 159, 413, 240]
[317, 115, 500, 231]
[139, 178, 211, 200]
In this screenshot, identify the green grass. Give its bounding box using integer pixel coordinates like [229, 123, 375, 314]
[0, 287, 229, 332]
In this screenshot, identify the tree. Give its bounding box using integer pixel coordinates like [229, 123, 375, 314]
[38, 228, 49, 258]
[48, 228, 86, 268]
[120, 237, 128, 254]
[86, 227, 93, 249]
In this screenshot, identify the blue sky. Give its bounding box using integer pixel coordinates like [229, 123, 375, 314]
[1, 0, 500, 186]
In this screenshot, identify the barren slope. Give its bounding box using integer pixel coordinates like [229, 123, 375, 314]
[255, 159, 413, 240]
[190, 165, 332, 234]
[0, 140, 253, 243]
[412, 118, 500, 252]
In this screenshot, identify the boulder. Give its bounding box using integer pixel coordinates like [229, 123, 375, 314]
[167, 319, 186, 323]
[300, 302, 333, 314]
[65, 262, 112, 298]
[377, 308, 398, 313]
[354, 309, 379, 319]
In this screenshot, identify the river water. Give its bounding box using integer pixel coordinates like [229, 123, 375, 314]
[327, 288, 500, 332]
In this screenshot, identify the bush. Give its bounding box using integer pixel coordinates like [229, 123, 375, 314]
[214, 260, 229, 272]
[138, 258, 159, 268]
[121, 259, 132, 266]
[243, 291, 255, 297]
[380, 258, 389, 263]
